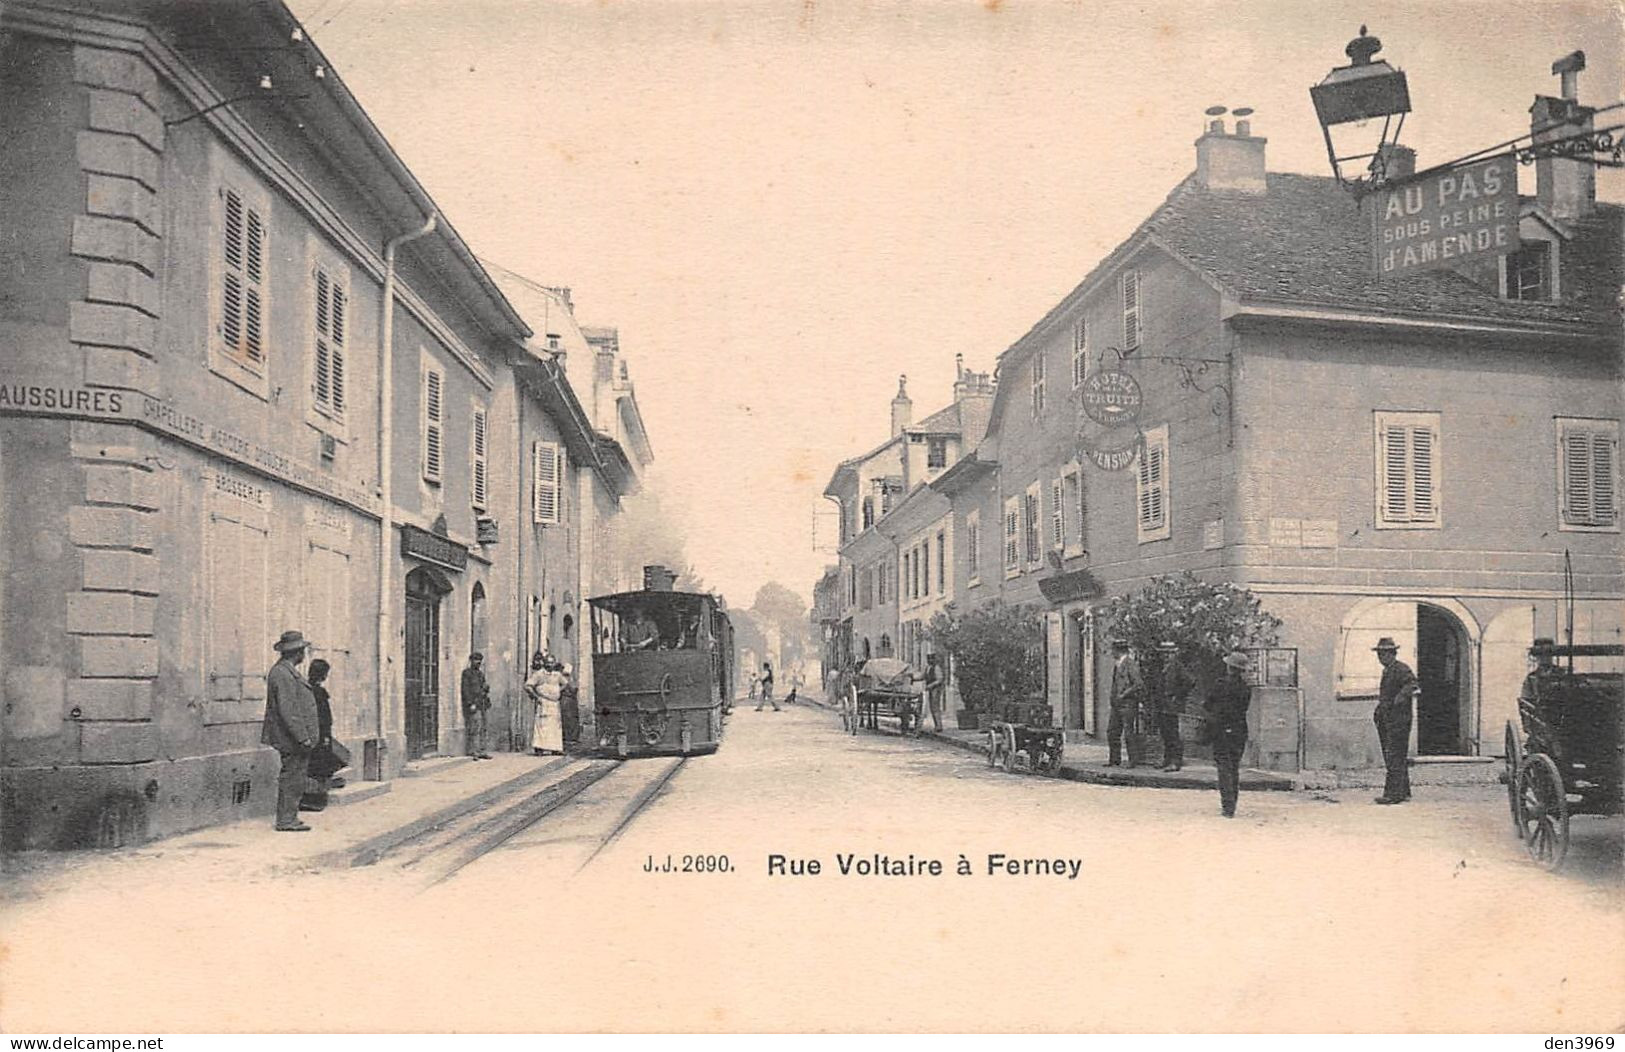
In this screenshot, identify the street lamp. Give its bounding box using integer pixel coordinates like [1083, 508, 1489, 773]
[1311, 26, 1412, 194]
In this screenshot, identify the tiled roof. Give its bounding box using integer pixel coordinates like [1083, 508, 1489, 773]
[1149, 172, 1622, 328]
[910, 402, 961, 434]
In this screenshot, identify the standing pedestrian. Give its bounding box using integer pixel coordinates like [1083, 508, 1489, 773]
[747, 670, 759, 700]
[527, 653, 566, 755]
[1372, 637, 1419, 805]
[1205, 651, 1254, 818]
[461, 652, 492, 760]
[755, 661, 779, 712]
[1154, 641, 1193, 772]
[559, 662, 580, 749]
[922, 652, 946, 734]
[299, 658, 335, 812]
[1106, 638, 1147, 768]
[261, 630, 319, 832]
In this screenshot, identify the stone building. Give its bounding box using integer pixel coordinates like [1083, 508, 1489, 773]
[0, 0, 643, 847]
[940, 79, 1620, 774]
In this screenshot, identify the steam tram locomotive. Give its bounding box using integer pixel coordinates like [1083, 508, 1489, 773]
[587, 567, 735, 757]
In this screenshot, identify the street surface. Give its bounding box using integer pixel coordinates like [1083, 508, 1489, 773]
[3, 700, 1621, 1032]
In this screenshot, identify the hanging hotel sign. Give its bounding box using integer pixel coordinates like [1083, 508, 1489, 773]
[400, 523, 468, 572]
[1370, 156, 1519, 279]
[1076, 367, 1145, 471]
[1079, 369, 1143, 426]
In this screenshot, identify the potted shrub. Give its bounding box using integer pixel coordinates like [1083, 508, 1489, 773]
[928, 601, 1044, 730]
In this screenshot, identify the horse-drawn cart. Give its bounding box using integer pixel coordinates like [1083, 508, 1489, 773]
[1505, 641, 1623, 871]
[843, 657, 922, 735]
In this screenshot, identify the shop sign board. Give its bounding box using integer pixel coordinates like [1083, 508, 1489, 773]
[1370, 156, 1520, 279]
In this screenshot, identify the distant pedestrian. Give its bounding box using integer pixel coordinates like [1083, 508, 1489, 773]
[461, 653, 492, 760]
[755, 661, 779, 712]
[559, 662, 581, 749]
[262, 630, 319, 832]
[1372, 637, 1419, 805]
[527, 652, 565, 755]
[1154, 641, 1193, 772]
[1106, 638, 1147, 768]
[300, 658, 335, 812]
[747, 671, 759, 700]
[921, 652, 946, 734]
[1205, 651, 1254, 818]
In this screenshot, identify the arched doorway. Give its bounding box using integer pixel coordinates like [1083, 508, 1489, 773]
[405, 566, 452, 759]
[1415, 604, 1469, 755]
[1333, 598, 1476, 759]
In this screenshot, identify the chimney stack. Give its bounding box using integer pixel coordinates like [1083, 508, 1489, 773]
[1195, 106, 1266, 194]
[1532, 51, 1596, 220]
[890, 374, 912, 437]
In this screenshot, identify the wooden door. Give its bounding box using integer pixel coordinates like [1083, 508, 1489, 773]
[404, 591, 440, 759]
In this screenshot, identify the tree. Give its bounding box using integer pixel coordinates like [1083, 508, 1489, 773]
[1099, 572, 1282, 684]
[750, 581, 811, 675]
[926, 601, 1044, 713]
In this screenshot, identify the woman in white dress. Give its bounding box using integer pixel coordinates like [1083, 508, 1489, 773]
[528, 654, 565, 755]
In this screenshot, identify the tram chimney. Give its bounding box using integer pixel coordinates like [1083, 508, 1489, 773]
[643, 565, 678, 591]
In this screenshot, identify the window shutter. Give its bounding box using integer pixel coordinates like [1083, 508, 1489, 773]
[422, 367, 443, 482]
[222, 189, 244, 354]
[1383, 424, 1410, 522]
[1138, 439, 1165, 530]
[243, 206, 266, 364]
[1410, 425, 1436, 521]
[1050, 479, 1064, 549]
[1592, 431, 1616, 526]
[329, 281, 346, 416]
[1004, 500, 1019, 569]
[314, 270, 331, 408]
[1024, 491, 1040, 562]
[1563, 429, 1592, 524]
[1072, 318, 1088, 387]
[471, 408, 489, 510]
[533, 440, 560, 525]
[1122, 269, 1141, 351]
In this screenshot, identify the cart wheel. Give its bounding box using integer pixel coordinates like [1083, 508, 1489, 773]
[1517, 752, 1570, 872]
[1504, 720, 1525, 839]
[985, 728, 999, 767]
[1002, 746, 1018, 773]
[846, 686, 859, 735]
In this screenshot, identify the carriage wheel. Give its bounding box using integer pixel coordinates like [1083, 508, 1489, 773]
[1517, 753, 1570, 872]
[985, 728, 999, 767]
[846, 686, 859, 735]
[1002, 745, 1018, 773]
[1504, 720, 1525, 839]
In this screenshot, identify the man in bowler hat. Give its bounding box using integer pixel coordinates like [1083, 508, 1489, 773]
[262, 630, 320, 831]
[1372, 637, 1419, 805]
[1107, 638, 1147, 767]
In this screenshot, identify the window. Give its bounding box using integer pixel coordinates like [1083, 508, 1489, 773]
[927, 437, 948, 470]
[1049, 478, 1065, 551]
[1122, 269, 1141, 352]
[1031, 353, 1046, 417]
[311, 264, 348, 422]
[966, 510, 981, 582]
[1023, 483, 1041, 565]
[861, 568, 874, 610]
[877, 559, 888, 604]
[936, 529, 946, 593]
[1374, 411, 1440, 529]
[532, 439, 561, 524]
[848, 566, 857, 607]
[421, 363, 445, 484]
[212, 178, 271, 387]
[1558, 418, 1618, 530]
[921, 539, 930, 596]
[470, 405, 489, 511]
[1506, 241, 1551, 302]
[1063, 465, 1085, 556]
[1136, 424, 1170, 542]
[1003, 497, 1020, 574]
[881, 482, 896, 516]
[1071, 317, 1088, 387]
[862, 496, 875, 530]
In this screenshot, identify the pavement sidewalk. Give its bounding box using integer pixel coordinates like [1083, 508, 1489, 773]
[1, 751, 584, 899]
[809, 689, 1293, 792]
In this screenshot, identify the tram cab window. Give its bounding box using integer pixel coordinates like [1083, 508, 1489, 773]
[621, 605, 662, 651]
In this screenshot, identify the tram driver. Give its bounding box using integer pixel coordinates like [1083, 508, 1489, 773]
[622, 605, 661, 651]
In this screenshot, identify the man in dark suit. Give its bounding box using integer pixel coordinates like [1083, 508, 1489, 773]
[462, 652, 492, 760]
[1372, 637, 1419, 805]
[1107, 638, 1147, 767]
[1154, 641, 1193, 772]
[262, 630, 320, 832]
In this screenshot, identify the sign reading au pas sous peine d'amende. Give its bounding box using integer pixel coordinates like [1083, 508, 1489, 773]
[1370, 156, 1520, 279]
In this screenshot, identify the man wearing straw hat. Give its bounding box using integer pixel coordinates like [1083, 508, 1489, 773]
[1371, 636, 1419, 805]
[262, 629, 321, 832]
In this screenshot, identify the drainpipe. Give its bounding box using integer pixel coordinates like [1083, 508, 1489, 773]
[376, 212, 437, 773]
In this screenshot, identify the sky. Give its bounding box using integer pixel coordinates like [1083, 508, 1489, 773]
[284, 0, 1624, 608]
